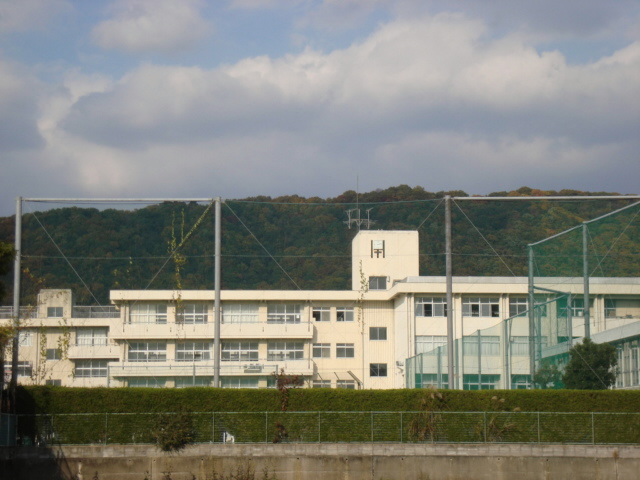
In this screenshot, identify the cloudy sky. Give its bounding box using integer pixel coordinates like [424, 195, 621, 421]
[1, 0, 639, 215]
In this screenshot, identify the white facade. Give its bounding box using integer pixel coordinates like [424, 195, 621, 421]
[3, 230, 640, 389]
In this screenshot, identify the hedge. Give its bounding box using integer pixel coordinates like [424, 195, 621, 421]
[16, 386, 640, 415]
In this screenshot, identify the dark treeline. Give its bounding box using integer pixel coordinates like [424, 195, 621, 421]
[0, 185, 637, 305]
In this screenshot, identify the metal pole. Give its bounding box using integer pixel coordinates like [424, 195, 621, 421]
[528, 245, 536, 388]
[445, 195, 454, 389]
[214, 198, 222, 388]
[583, 223, 590, 339]
[10, 197, 22, 413]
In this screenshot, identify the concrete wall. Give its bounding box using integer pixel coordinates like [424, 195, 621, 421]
[2, 443, 638, 480]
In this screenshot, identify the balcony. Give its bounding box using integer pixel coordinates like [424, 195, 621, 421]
[108, 359, 313, 377]
[67, 343, 121, 360]
[221, 321, 312, 339]
[109, 322, 213, 340]
[72, 306, 119, 319]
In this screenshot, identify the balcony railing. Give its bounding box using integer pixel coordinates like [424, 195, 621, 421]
[0, 307, 38, 319]
[73, 306, 120, 318]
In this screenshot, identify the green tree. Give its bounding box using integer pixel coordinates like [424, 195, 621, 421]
[533, 362, 564, 389]
[0, 241, 14, 302]
[562, 338, 617, 389]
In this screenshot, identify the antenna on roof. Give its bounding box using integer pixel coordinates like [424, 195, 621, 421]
[344, 176, 375, 229]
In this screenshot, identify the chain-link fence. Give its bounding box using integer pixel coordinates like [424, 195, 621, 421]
[13, 411, 640, 446]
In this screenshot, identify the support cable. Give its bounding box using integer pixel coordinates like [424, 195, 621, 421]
[453, 199, 517, 277]
[224, 202, 302, 290]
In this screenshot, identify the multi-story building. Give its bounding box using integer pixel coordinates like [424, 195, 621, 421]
[3, 230, 640, 389]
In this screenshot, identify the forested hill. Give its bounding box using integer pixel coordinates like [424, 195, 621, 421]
[0, 185, 638, 305]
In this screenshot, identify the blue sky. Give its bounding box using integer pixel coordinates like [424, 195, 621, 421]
[1, 0, 639, 215]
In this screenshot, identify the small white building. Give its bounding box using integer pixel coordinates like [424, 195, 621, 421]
[3, 230, 640, 389]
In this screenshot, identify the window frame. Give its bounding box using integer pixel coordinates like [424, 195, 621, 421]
[127, 341, 167, 362]
[176, 341, 211, 362]
[336, 307, 354, 322]
[369, 327, 387, 341]
[221, 341, 259, 362]
[368, 276, 387, 290]
[267, 304, 301, 324]
[267, 341, 304, 361]
[462, 297, 500, 318]
[176, 303, 208, 324]
[369, 363, 388, 377]
[222, 303, 259, 324]
[75, 359, 110, 378]
[336, 343, 355, 358]
[312, 343, 331, 358]
[415, 297, 447, 317]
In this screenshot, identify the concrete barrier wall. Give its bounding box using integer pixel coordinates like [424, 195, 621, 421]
[2, 443, 638, 480]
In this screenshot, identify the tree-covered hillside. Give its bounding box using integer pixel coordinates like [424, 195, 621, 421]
[0, 186, 637, 305]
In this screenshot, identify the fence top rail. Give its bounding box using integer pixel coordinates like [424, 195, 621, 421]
[16, 411, 639, 416]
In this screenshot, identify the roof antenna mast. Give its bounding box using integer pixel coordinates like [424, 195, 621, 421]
[344, 176, 375, 230]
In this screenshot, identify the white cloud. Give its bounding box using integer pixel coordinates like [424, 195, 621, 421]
[0, 0, 71, 34]
[3, 12, 639, 216]
[91, 0, 212, 54]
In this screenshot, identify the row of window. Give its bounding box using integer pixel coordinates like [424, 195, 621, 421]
[415, 297, 580, 318]
[126, 303, 357, 324]
[416, 335, 546, 356]
[126, 341, 311, 362]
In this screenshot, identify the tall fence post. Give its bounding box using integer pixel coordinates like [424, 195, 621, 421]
[592, 412, 595, 445]
[483, 412, 487, 443]
[265, 412, 268, 444]
[400, 412, 403, 443]
[318, 412, 321, 443]
[537, 412, 541, 444]
[104, 413, 108, 445]
[371, 412, 374, 443]
[212, 412, 215, 443]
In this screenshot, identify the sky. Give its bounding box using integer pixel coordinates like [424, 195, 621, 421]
[1, 0, 639, 216]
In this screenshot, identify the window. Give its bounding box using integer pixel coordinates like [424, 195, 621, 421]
[222, 341, 259, 362]
[415, 297, 447, 317]
[369, 276, 387, 290]
[312, 380, 331, 388]
[336, 343, 354, 358]
[76, 328, 108, 346]
[268, 341, 304, 361]
[312, 307, 330, 322]
[313, 343, 331, 358]
[128, 377, 166, 388]
[463, 336, 500, 356]
[175, 377, 212, 388]
[177, 303, 208, 324]
[419, 374, 449, 389]
[509, 298, 528, 317]
[605, 299, 617, 318]
[267, 304, 301, 324]
[47, 307, 63, 318]
[336, 380, 355, 389]
[416, 336, 447, 354]
[462, 298, 500, 317]
[46, 379, 61, 386]
[18, 361, 32, 377]
[510, 336, 530, 356]
[370, 327, 387, 340]
[221, 377, 259, 389]
[336, 307, 354, 322]
[46, 348, 61, 360]
[129, 303, 167, 324]
[370, 363, 387, 377]
[128, 342, 167, 362]
[18, 330, 32, 347]
[222, 303, 258, 324]
[176, 342, 211, 362]
[75, 360, 110, 378]
[511, 375, 531, 389]
[463, 374, 500, 390]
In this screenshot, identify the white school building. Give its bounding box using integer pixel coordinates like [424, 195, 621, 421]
[4, 230, 640, 390]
